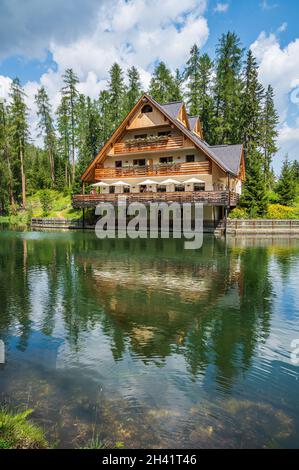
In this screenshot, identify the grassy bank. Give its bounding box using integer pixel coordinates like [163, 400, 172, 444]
[0, 409, 48, 449]
[0, 190, 82, 227]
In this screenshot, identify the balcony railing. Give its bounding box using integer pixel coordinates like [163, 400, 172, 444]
[73, 191, 238, 208]
[95, 161, 212, 179]
[114, 135, 184, 154]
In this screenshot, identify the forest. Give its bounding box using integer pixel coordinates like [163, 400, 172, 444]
[0, 31, 298, 220]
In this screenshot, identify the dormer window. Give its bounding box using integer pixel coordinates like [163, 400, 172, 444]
[141, 104, 153, 113]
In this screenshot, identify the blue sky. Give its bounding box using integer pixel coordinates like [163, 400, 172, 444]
[0, 0, 298, 171]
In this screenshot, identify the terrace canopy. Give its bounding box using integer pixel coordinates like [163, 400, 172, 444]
[137, 179, 158, 185]
[183, 177, 205, 184]
[160, 178, 181, 185]
[110, 181, 130, 186]
[91, 181, 109, 187]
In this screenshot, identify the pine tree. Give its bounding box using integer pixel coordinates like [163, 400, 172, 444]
[241, 50, 264, 162]
[98, 90, 112, 144]
[261, 85, 279, 182]
[214, 32, 244, 144]
[148, 62, 179, 103]
[185, 50, 214, 142]
[240, 149, 268, 217]
[57, 96, 71, 187]
[61, 68, 79, 184]
[35, 86, 56, 185]
[9, 78, 29, 208]
[276, 155, 297, 206]
[0, 98, 15, 210]
[108, 63, 126, 130]
[292, 160, 299, 182]
[126, 66, 142, 112]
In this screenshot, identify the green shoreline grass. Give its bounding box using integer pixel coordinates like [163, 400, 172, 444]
[0, 409, 48, 449]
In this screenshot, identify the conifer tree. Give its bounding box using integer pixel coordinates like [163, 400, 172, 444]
[292, 160, 299, 182]
[241, 50, 264, 162]
[108, 63, 126, 130]
[35, 86, 56, 185]
[0, 98, 15, 210]
[240, 149, 268, 217]
[148, 62, 179, 103]
[276, 155, 297, 206]
[126, 66, 142, 112]
[9, 78, 29, 208]
[61, 68, 79, 183]
[214, 32, 244, 144]
[57, 96, 71, 187]
[98, 90, 112, 144]
[261, 85, 279, 182]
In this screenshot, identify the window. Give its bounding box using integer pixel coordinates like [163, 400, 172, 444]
[141, 104, 152, 113]
[175, 184, 185, 192]
[158, 131, 171, 137]
[124, 186, 130, 193]
[134, 134, 147, 139]
[109, 186, 115, 194]
[159, 156, 173, 164]
[194, 183, 205, 192]
[115, 160, 122, 168]
[157, 185, 166, 193]
[133, 159, 146, 166]
[186, 155, 195, 163]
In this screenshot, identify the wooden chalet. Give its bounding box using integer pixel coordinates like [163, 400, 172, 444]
[73, 94, 245, 223]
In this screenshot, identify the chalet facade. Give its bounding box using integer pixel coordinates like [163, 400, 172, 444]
[73, 94, 245, 222]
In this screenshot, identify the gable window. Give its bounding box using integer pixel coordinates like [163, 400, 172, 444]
[159, 156, 173, 164]
[115, 160, 122, 168]
[186, 155, 195, 163]
[141, 104, 153, 113]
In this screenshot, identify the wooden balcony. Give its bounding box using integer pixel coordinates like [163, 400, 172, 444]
[95, 161, 212, 180]
[114, 135, 184, 154]
[73, 191, 238, 208]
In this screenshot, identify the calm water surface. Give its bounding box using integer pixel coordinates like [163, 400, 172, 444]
[0, 229, 299, 448]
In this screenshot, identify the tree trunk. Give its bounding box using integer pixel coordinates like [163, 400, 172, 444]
[49, 149, 55, 185]
[19, 142, 26, 208]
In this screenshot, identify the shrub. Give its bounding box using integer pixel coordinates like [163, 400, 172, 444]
[228, 208, 249, 219]
[266, 204, 298, 219]
[39, 190, 53, 216]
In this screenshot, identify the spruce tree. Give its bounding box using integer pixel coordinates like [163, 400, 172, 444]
[185, 50, 214, 142]
[9, 78, 29, 208]
[98, 90, 111, 144]
[35, 86, 56, 185]
[241, 50, 264, 162]
[292, 160, 299, 182]
[108, 63, 126, 130]
[240, 149, 268, 217]
[148, 62, 179, 103]
[214, 32, 244, 144]
[61, 68, 79, 184]
[57, 96, 71, 187]
[276, 155, 297, 206]
[0, 98, 15, 210]
[126, 66, 142, 112]
[261, 85, 279, 182]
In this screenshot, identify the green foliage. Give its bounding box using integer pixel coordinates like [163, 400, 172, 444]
[240, 149, 268, 217]
[39, 189, 53, 216]
[266, 204, 298, 219]
[149, 62, 181, 103]
[276, 156, 297, 206]
[228, 208, 249, 219]
[0, 408, 48, 449]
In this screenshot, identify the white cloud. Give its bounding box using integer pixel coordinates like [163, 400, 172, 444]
[214, 2, 229, 13]
[0, 0, 209, 147]
[277, 22, 287, 33]
[251, 31, 299, 169]
[260, 1, 278, 11]
[0, 75, 12, 101]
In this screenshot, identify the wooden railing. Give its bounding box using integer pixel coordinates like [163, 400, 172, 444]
[73, 191, 238, 208]
[114, 135, 184, 154]
[95, 161, 211, 179]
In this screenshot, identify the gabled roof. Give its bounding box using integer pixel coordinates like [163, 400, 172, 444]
[81, 93, 244, 181]
[160, 101, 183, 120]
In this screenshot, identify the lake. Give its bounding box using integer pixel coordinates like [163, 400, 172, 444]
[0, 229, 299, 448]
